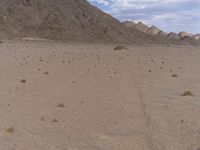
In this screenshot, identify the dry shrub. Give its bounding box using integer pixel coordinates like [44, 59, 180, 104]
[182, 91, 194, 97]
[114, 45, 128, 51]
[6, 127, 14, 133]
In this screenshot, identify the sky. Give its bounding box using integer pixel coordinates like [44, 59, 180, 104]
[88, 0, 200, 34]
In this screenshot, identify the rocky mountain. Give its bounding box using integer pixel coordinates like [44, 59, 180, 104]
[0, 0, 148, 42]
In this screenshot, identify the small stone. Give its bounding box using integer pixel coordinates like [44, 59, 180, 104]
[20, 79, 26, 83]
[57, 103, 65, 108]
[52, 119, 58, 123]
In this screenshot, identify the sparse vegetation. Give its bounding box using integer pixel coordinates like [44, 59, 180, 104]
[114, 45, 128, 51]
[6, 127, 14, 133]
[182, 91, 194, 97]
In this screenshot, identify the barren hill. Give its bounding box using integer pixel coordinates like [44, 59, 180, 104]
[0, 0, 149, 43]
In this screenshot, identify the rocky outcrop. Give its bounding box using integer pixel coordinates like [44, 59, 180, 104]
[146, 26, 160, 35]
[123, 21, 136, 28]
[134, 22, 149, 33]
[167, 32, 179, 39]
[193, 34, 200, 40]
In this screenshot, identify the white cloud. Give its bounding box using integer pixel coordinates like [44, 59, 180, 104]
[88, 0, 111, 6]
[88, 0, 200, 33]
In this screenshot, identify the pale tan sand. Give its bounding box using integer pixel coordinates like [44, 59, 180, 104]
[0, 40, 200, 150]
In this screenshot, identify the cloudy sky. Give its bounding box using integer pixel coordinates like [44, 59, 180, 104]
[88, 0, 200, 34]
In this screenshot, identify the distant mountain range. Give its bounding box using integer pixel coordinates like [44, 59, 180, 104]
[123, 21, 200, 42]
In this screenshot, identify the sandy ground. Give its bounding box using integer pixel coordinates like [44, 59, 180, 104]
[0, 40, 200, 150]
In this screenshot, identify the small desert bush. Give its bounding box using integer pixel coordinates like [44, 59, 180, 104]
[114, 45, 128, 50]
[182, 91, 194, 97]
[166, 44, 170, 47]
[6, 127, 14, 133]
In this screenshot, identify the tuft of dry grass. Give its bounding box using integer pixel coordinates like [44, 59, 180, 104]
[182, 91, 194, 97]
[114, 45, 128, 51]
[6, 127, 14, 133]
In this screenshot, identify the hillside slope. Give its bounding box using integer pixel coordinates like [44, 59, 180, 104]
[0, 0, 147, 42]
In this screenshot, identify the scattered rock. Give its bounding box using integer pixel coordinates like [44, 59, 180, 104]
[44, 72, 49, 75]
[57, 103, 65, 108]
[172, 74, 178, 78]
[20, 79, 26, 83]
[52, 119, 58, 123]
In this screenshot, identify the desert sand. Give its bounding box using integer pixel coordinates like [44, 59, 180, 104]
[0, 39, 199, 150]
